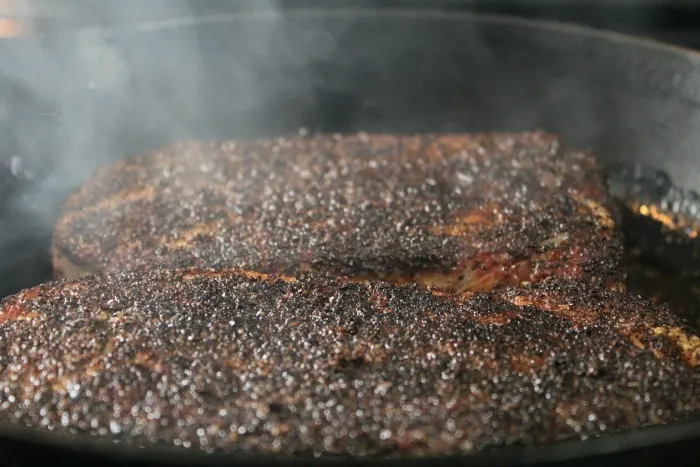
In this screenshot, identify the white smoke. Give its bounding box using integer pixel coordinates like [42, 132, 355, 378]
[0, 1, 319, 224]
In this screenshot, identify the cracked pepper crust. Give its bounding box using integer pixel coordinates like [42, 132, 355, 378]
[0, 270, 697, 456]
[52, 132, 624, 292]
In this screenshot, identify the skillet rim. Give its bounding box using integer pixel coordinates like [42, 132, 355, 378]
[9, 6, 700, 111]
[1, 6, 699, 465]
[10, 5, 700, 63]
[0, 416, 698, 466]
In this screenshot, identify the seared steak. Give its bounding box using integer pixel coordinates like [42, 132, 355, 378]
[0, 270, 697, 456]
[52, 132, 624, 292]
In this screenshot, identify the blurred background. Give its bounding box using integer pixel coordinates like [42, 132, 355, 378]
[3, 0, 700, 49]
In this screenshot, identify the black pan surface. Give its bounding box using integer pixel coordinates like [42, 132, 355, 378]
[0, 5, 699, 466]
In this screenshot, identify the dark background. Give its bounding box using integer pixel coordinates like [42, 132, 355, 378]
[3, 0, 700, 50]
[9, 0, 700, 50]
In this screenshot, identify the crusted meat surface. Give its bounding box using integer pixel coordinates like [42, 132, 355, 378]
[52, 132, 624, 292]
[0, 270, 697, 457]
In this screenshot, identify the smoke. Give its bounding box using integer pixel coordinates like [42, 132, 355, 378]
[0, 1, 188, 220]
[0, 0, 338, 229]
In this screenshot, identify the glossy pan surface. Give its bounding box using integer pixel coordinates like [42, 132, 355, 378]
[0, 5, 698, 465]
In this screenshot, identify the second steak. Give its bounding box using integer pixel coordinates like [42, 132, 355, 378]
[52, 131, 624, 292]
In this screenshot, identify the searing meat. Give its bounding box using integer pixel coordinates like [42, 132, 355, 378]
[51, 132, 624, 292]
[0, 270, 696, 456]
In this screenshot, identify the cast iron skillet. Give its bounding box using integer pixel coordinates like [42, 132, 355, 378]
[0, 4, 699, 466]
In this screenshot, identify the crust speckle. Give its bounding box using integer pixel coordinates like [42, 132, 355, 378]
[52, 132, 624, 291]
[0, 271, 696, 456]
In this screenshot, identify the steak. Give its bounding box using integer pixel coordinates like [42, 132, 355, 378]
[0, 269, 697, 456]
[52, 131, 624, 292]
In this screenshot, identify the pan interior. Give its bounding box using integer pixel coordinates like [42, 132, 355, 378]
[607, 164, 700, 332]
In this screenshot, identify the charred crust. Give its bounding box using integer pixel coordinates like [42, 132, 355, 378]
[0, 271, 697, 456]
[52, 132, 623, 291]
